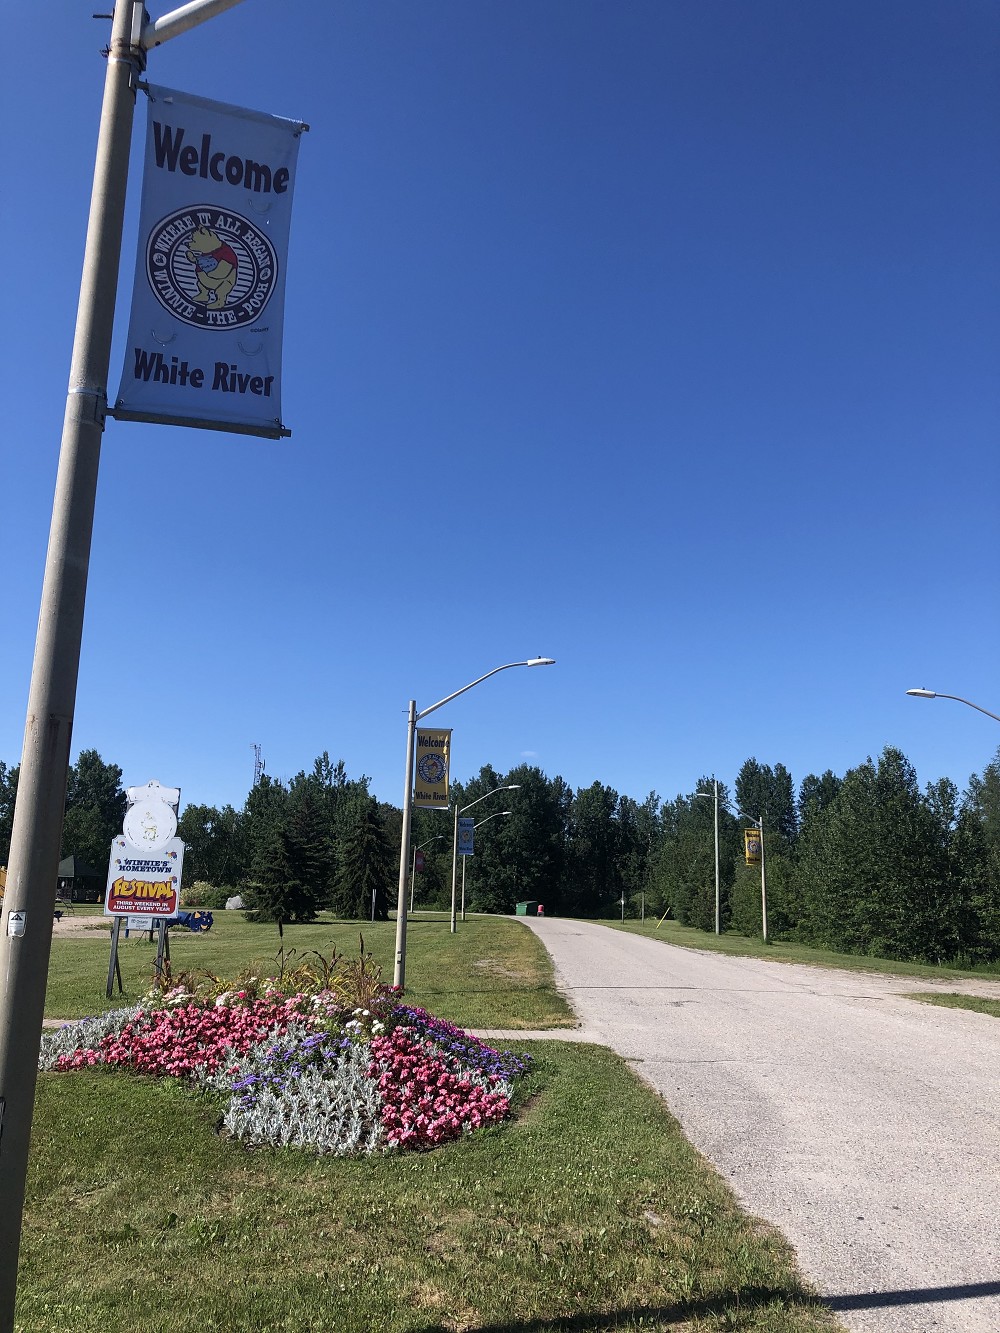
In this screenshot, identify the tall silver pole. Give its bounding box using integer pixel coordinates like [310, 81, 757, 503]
[393, 701, 417, 989]
[461, 855, 467, 922]
[713, 777, 720, 935]
[0, 6, 144, 1323]
[391, 663, 551, 985]
[760, 817, 768, 943]
[449, 804, 460, 934]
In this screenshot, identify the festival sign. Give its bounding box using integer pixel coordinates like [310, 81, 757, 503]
[105, 837, 184, 918]
[413, 729, 451, 810]
[457, 817, 475, 856]
[105, 780, 184, 919]
[112, 85, 307, 439]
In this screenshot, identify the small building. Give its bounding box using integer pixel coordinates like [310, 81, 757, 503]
[57, 855, 103, 904]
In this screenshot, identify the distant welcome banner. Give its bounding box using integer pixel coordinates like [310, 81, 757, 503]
[113, 85, 307, 439]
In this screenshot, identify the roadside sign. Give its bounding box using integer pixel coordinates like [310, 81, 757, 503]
[457, 817, 475, 856]
[105, 837, 184, 919]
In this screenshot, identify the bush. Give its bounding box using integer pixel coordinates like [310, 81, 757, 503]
[181, 882, 238, 910]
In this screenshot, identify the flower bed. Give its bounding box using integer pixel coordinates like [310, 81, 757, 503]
[39, 981, 531, 1157]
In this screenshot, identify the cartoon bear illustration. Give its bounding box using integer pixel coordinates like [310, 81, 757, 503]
[186, 226, 238, 309]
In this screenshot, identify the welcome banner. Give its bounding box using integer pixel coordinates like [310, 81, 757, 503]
[113, 85, 307, 439]
[744, 829, 762, 865]
[414, 729, 452, 809]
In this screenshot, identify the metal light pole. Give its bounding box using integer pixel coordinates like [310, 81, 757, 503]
[721, 795, 768, 943]
[692, 778, 720, 935]
[409, 834, 446, 913]
[392, 659, 555, 989]
[0, 4, 248, 1327]
[906, 688, 1000, 724]
[462, 810, 512, 922]
[736, 809, 767, 943]
[450, 786, 520, 933]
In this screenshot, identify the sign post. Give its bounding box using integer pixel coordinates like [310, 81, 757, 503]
[0, 11, 266, 1318]
[105, 781, 183, 996]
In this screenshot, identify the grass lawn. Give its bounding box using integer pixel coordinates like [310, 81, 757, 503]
[43, 912, 575, 1030]
[605, 917, 1000, 983]
[19, 1041, 841, 1333]
[903, 992, 1000, 1018]
[20, 912, 849, 1331]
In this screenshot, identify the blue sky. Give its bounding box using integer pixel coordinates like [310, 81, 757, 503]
[2, 0, 998, 817]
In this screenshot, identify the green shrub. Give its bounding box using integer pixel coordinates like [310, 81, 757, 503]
[181, 882, 238, 910]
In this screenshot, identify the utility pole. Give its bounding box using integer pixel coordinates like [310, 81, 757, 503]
[0, 6, 247, 1327]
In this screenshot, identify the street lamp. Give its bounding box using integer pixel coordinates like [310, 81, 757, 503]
[410, 834, 446, 913]
[451, 786, 520, 933]
[906, 689, 1000, 724]
[734, 807, 767, 943]
[393, 658, 555, 988]
[691, 778, 720, 935]
[461, 810, 513, 922]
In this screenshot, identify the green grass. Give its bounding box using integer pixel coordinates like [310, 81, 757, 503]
[44, 912, 575, 1029]
[18, 1043, 842, 1333]
[903, 992, 1000, 1018]
[605, 917, 1000, 983]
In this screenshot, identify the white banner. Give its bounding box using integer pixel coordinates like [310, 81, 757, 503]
[113, 85, 307, 439]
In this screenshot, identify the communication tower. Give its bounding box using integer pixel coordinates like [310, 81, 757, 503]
[253, 743, 264, 786]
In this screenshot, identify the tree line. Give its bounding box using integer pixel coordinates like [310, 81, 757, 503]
[1, 744, 999, 965]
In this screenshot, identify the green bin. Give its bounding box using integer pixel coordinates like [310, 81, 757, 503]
[515, 900, 539, 916]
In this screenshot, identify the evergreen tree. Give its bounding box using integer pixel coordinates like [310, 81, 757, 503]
[466, 765, 569, 915]
[239, 775, 288, 885]
[797, 748, 950, 959]
[565, 782, 622, 917]
[735, 757, 797, 848]
[331, 792, 392, 920]
[243, 823, 313, 924]
[285, 778, 335, 912]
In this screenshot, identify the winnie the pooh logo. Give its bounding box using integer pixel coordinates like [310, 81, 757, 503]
[144, 206, 278, 330]
[186, 225, 238, 309]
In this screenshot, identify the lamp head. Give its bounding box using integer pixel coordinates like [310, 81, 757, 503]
[526, 657, 556, 667]
[906, 688, 937, 699]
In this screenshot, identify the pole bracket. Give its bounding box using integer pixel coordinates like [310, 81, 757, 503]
[67, 386, 108, 429]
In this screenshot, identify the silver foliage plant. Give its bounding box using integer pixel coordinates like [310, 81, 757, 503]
[38, 1007, 140, 1070]
[224, 1044, 385, 1155]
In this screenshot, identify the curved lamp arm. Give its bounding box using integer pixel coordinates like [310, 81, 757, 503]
[906, 689, 1000, 724]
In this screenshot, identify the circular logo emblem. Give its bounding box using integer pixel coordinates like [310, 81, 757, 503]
[416, 753, 446, 785]
[145, 206, 278, 329]
[123, 799, 177, 852]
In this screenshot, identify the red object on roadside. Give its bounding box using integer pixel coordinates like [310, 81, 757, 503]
[537, 904, 545, 916]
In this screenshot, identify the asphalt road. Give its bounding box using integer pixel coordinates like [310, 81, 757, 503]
[502, 919, 1000, 1333]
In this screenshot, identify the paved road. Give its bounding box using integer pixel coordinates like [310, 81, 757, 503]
[497, 919, 1000, 1333]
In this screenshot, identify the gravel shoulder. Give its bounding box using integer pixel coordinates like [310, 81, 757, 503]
[503, 916, 1000, 1333]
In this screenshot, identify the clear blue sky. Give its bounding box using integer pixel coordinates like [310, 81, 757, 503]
[2, 0, 997, 817]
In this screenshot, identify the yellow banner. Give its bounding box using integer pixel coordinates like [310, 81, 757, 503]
[744, 828, 762, 865]
[414, 729, 451, 809]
